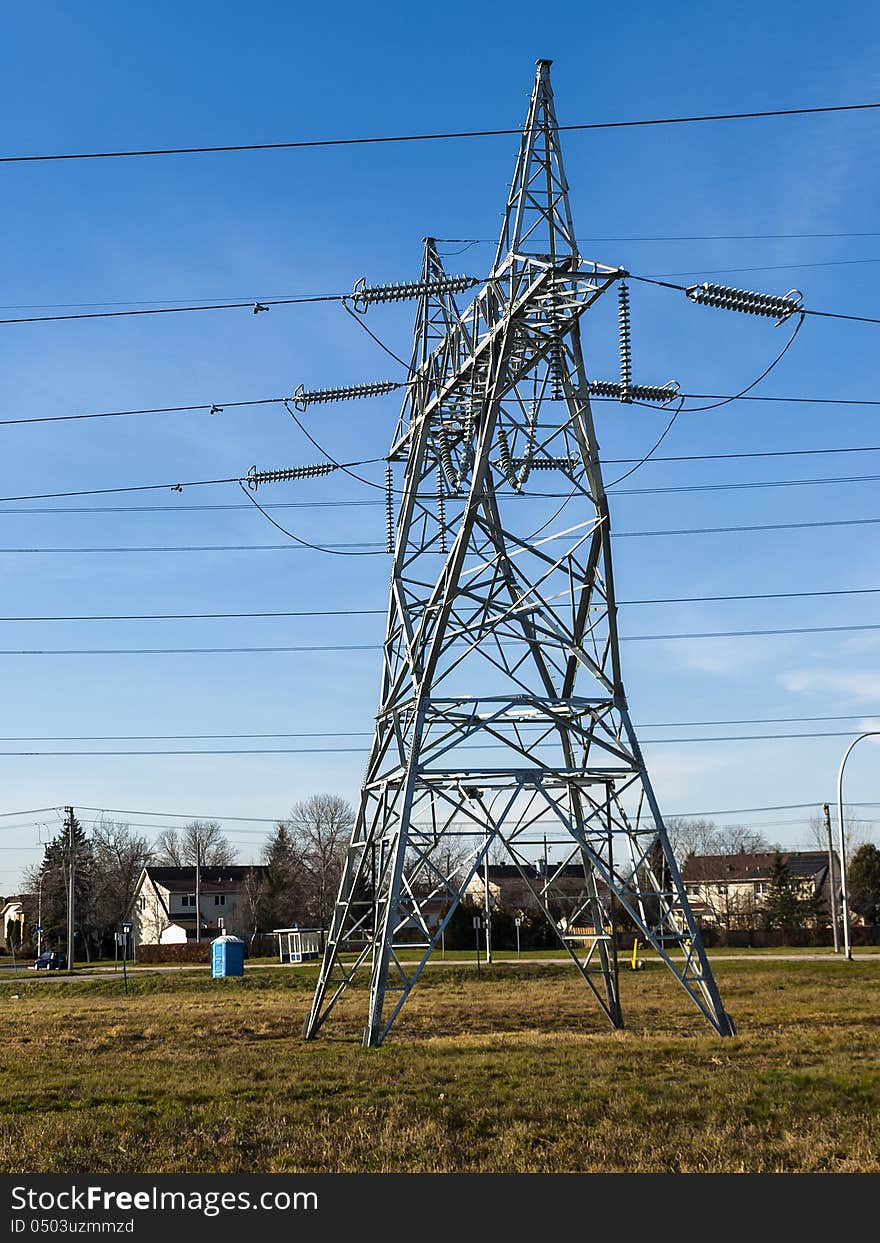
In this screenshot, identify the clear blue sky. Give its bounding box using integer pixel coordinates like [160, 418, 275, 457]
[2, 0, 880, 886]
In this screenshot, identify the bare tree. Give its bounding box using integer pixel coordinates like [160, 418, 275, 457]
[241, 864, 268, 947]
[285, 795, 354, 926]
[665, 817, 769, 867]
[665, 818, 719, 866]
[807, 810, 869, 858]
[712, 825, 771, 855]
[155, 821, 237, 868]
[91, 820, 154, 930]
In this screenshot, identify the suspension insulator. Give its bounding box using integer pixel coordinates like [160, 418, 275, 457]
[246, 462, 337, 490]
[511, 456, 578, 472]
[385, 464, 394, 553]
[516, 401, 539, 489]
[550, 338, 565, 400]
[589, 379, 680, 405]
[435, 424, 459, 492]
[685, 282, 803, 322]
[437, 467, 447, 555]
[496, 427, 518, 489]
[289, 380, 401, 411]
[350, 274, 479, 313]
[618, 281, 632, 401]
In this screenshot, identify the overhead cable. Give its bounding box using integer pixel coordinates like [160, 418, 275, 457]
[4, 99, 879, 164]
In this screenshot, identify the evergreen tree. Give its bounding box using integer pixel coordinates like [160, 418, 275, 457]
[262, 822, 306, 927]
[848, 843, 880, 925]
[763, 852, 809, 930]
[25, 817, 95, 956]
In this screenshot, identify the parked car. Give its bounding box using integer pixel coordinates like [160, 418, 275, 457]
[33, 951, 65, 970]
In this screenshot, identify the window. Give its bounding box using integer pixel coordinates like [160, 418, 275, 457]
[716, 883, 728, 895]
[213, 894, 226, 907]
[754, 881, 767, 897]
[182, 893, 196, 908]
[138, 896, 146, 912]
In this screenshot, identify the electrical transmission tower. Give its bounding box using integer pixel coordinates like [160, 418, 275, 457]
[303, 59, 735, 1046]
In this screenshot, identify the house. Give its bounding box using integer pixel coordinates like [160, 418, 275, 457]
[465, 862, 599, 918]
[681, 850, 839, 928]
[131, 865, 266, 946]
[0, 895, 31, 950]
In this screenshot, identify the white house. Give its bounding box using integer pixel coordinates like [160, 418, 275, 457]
[131, 865, 266, 946]
[0, 895, 30, 950]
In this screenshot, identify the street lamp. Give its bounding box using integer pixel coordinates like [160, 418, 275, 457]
[835, 731, 880, 961]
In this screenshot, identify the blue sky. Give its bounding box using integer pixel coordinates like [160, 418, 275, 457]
[2, 0, 880, 884]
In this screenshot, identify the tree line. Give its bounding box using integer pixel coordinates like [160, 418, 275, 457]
[6, 794, 353, 959]
[6, 801, 880, 957]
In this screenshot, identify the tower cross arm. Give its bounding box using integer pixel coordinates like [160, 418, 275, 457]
[389, 256, 621, 460]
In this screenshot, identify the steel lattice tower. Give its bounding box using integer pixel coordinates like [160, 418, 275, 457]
[304, 59, 735, 1046]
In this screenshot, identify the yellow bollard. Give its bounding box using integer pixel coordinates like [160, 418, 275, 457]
[631, 938, 639, 970]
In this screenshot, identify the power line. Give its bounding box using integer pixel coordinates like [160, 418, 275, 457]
[668, 801, 880, 819]
[4, 100, 879, 164]
[0, 397, 285, 427]
[611, 472, 880, 497]
[1, 512, 879, 553]
[2, 471, 880, 508]
[0, 713, 875, 742]
[616, 516, 880, 539]
[441, 231, 880, 244]
[631, 270, 880, 326]
[648, 257, 880, 279]
[0, 609, 386, 622]
[7, 253, 880, 318]
[6, 799, 872, 832]
[0, 459, 380, 505]
[0, 620, 879, 652]
[0, 730, 872, 755]
[75, 805, 283, 824]
[0, 294, 342, 327]
[8, 442, 880, 509]
[0, 583, 877, 623]
[8, 389, 880, 431]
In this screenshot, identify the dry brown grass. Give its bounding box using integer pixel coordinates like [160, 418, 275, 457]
[0, 959, 877, 1173]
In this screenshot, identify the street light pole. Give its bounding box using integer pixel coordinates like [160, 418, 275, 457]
[835, 732, 880, 961]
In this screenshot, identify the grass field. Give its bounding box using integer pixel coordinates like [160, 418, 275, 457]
[0, 957, 878, 1174]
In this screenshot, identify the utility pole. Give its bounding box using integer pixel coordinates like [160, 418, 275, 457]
[822, 803, 840, 953]
[64, 805, 76, 973]
[195, 839, 201, 944]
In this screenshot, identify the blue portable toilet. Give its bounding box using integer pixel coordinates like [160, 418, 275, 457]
[211, 933, 244, 978]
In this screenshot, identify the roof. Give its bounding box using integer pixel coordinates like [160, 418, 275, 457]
[143, 865, 266, 894]
[483, 864, 587, 880]
[682, 851, 831, 884]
